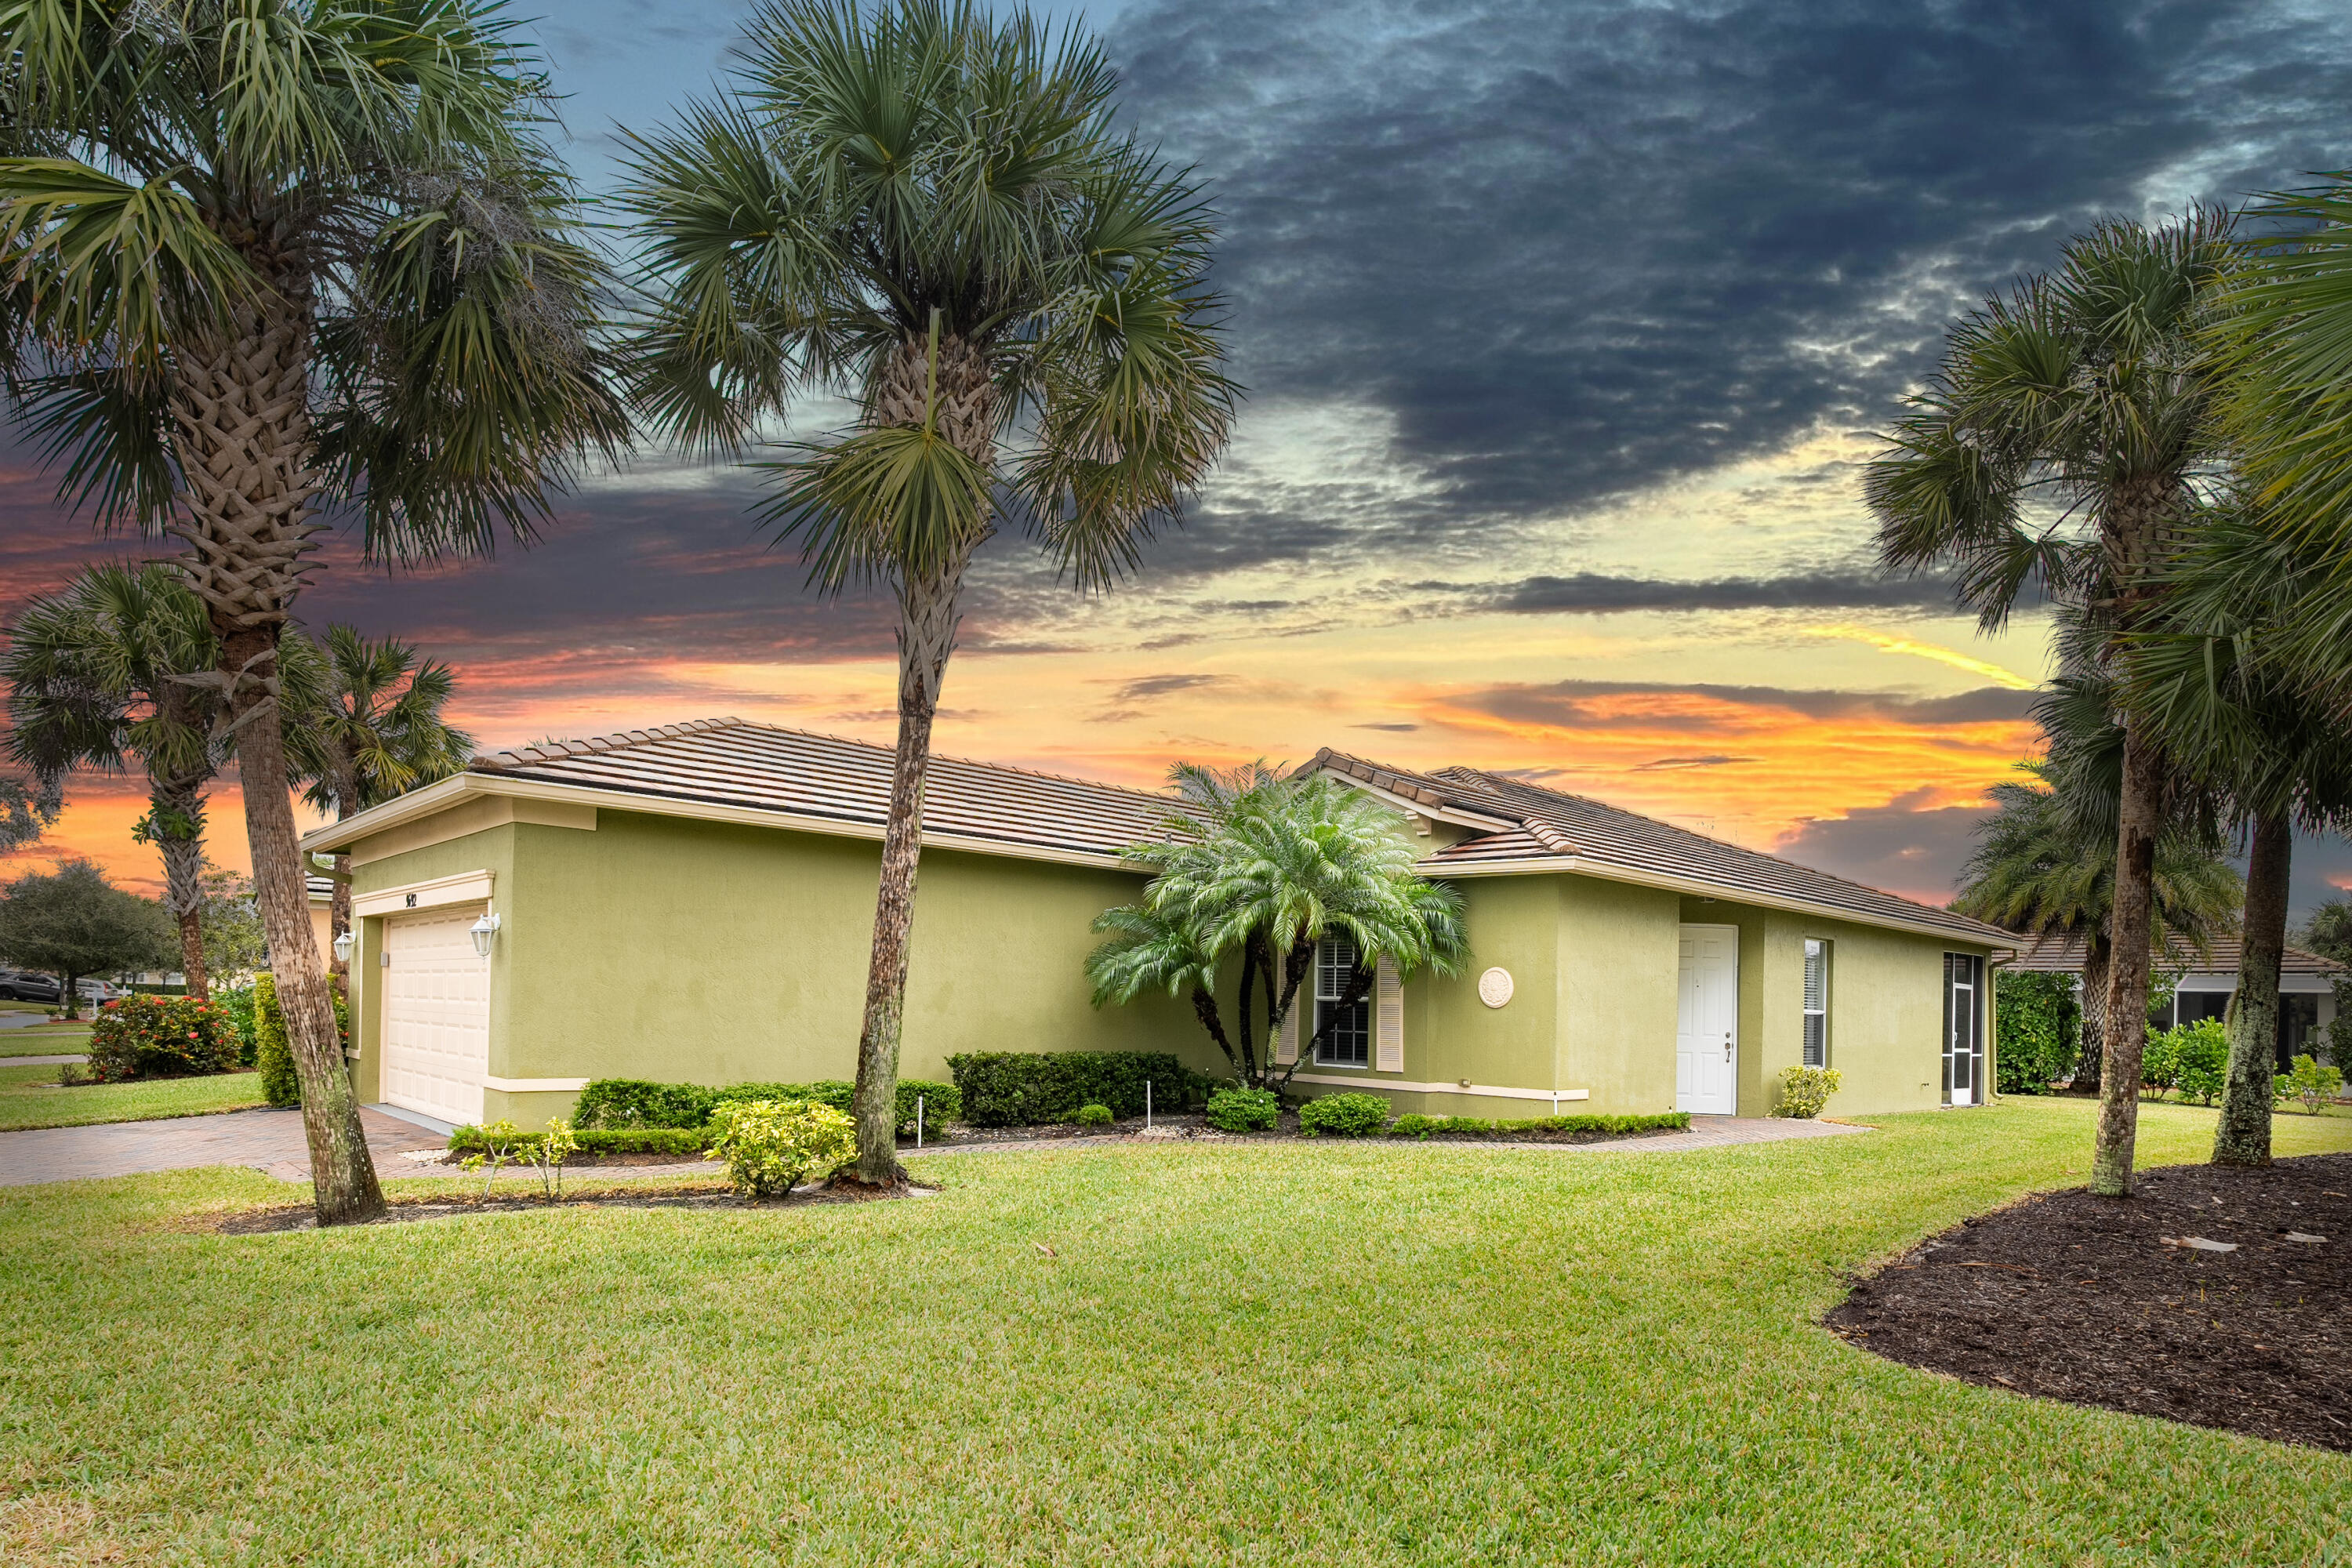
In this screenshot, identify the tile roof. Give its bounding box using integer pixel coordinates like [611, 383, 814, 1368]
[469, 717, 1185, 862]
[1311, 748, 2017, 946]
[2003, 931, 2346, 978]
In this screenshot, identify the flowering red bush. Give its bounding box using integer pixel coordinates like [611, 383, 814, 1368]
[83, 994, 242, 1082]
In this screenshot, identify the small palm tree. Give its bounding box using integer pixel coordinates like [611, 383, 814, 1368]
[1094, 768, 1468, 1090]
[1954, 756, 2241, 1091]
[1867, 211, 2235, 1196]
[0, 2, 626, 1224]
[282, 626, 474, 974]
[4, 564, 224, 995]
[621, 0, 1234, 1183]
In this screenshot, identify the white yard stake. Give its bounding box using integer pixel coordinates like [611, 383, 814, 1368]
[917, 1094, 925, 1148]
[1145, 1080, 1152, 1130]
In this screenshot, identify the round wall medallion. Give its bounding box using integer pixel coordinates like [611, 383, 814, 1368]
[1477, 967, 1515, 1009]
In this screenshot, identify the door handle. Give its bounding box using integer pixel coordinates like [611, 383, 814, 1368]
[1722, 1033, 1733, 1061]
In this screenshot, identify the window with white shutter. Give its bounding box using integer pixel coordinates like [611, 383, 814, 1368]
[1375, 956, 1404, 1071]
[1802, 939, 1830, 1068]
[1314, 935, 1370, 1065]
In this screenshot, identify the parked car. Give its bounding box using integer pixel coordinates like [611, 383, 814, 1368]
[76, 979, 130, 1004]
[0, 969, 62, 1004]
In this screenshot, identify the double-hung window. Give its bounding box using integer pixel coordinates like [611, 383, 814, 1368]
[1802, 939, 1830, 1067]
[1314, 934, 1370, 1066]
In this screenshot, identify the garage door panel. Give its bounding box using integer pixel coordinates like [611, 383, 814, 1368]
[382, 904, 489, 1126]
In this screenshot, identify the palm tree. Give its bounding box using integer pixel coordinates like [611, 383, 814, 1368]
[281, 626, 474, 978]
[620, 0, 1235, 1184]
[1953, 759, 2240, 1091]
[4, 564, 225, 995]
[0, 2, 628, 1224]
[1093, 768, 1469, 1090]
[1867, 212, 2235, 1196]
[2118, 510, 2352, 1166]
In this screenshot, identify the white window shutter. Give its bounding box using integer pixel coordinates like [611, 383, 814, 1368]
[1375, 956, 1404, 1071]
[1276, 1001, 1298, 1065]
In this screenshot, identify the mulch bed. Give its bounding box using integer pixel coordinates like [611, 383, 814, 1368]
[1826, 1152, 2352, 1452]
[217, 1181, 934, 1235]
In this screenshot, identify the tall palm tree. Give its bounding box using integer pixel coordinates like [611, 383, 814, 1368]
[4, 564, 225, 995]
[1867, 212, 2234, 1196]
[0, 1, 628, 1224]
[1093, 768, 1469, 1090]
[281, 626, 474, 978]
[621, 0, 1235, 1184]
[2119, 509, 2352, 1166]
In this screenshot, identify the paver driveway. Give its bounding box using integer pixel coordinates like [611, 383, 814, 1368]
[0, 1106, 446, 1188]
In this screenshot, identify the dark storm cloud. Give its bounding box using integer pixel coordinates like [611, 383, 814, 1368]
[1486, 571, 1965, 615]
[1446, 680, 2037, 733]
[1773, 789, 1985, 902]
[1110, 0, 2352, 552]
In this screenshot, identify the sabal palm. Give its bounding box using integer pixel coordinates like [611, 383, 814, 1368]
[2, 563, 224, 993]
[282, 625, 474, 968]
[1097, 769, 1468, 1089]
[621, 0, 1234, 1181]
[0, 0, 627, 1224]
[1867, 212, 2234, 1195]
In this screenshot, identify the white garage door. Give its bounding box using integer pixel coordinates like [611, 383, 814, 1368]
[382, 903, 490, 1127]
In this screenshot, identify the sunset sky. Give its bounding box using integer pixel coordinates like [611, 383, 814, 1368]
[7, 0, 2352, 917]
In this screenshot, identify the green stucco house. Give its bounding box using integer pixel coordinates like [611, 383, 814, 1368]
[301, 718, 2013, 1131]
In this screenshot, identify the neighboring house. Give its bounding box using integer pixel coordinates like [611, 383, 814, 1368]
[2007, 932, 2343, 1069]
[299, 718, 2015, 1131]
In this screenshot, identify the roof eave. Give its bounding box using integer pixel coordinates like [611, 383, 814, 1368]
[1421, 851, 2016, 949]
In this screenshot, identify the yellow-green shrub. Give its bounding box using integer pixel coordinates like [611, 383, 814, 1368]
[702, 1099, 858, 1198]
[1771, 1065, 1842, 1119]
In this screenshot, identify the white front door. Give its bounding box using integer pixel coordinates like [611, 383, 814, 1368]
[380, 903, 491, 1127]
[1676, 924, 1739, 1115]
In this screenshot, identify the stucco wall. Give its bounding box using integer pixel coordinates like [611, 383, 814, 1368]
[350, 808, 1210, 1124]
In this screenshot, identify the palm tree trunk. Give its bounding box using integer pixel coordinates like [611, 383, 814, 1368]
[2092, 727, 2165, 1196]
[846, 550, 973, 1186]
[151, 779, 209, 1000]
[2075, 929, 2111, 1094]
[171, 283, 382, 1225]
[2213, 811, 2290, 1167]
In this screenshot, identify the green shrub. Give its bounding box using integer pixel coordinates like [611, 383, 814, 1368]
[1771, 1065, 1842, 1119]
[948, 1051, 1203, 1126]
[1387, 1112, 1689, 1140]
[448, 1125, 710, 1158]
[212, 984, 259, 1066]
[2273, 1054, 2345, 1115]
[252, 975, 298, 1107]
[1204, 1086, 1279, 1132]
[2143, 1018, 2228, 1104]
[1297, 1092, 1389, 1138]
[703, 1098, 858, 1198]
[1994, 970, 2078, 1094]
[1071, 1102, 1115, 1127]
[572, 1079, 717, 1130]
[82, 993, 242, 1082]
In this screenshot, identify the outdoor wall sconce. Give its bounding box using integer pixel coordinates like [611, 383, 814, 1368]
[332, 931, 355, 965]
[470, 912, 502, 959]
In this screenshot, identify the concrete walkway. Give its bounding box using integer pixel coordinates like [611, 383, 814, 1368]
[0, 1106, 447, 1188]
[3, 1054, 89, 1068]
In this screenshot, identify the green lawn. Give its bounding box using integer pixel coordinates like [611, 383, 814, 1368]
[0, 1026, 91, 1058]
[2, 1099, 2347, 1564]
[0, 1065, 264, 1130]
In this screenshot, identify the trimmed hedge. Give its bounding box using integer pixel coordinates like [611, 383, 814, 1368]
[82, 993, 241, 1081]
[448, 1126, 710, 1158]
[1387, 1112, 1690, 1140]
[568, 1076, 960, 1138]
[947, 1051, 1205, 1126]
[252, 975, 298, 1107]
[1297, 1091, 1389, 1138]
